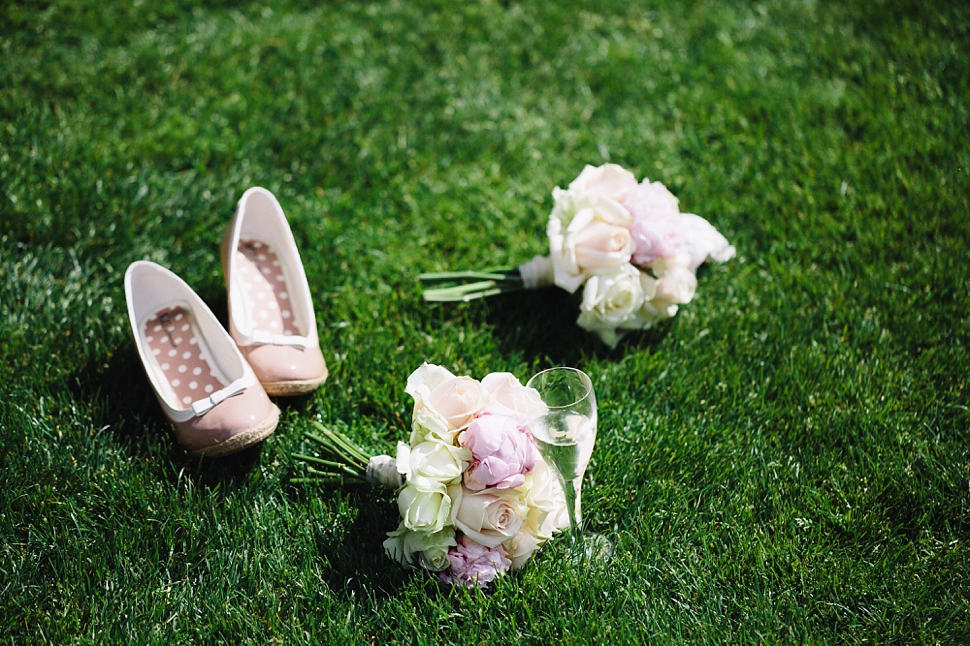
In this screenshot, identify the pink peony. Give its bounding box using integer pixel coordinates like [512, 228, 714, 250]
[438, 535, 512, 588]
[624, 180, 736, 271]
[459, 410, 536, 491]
[623, 179, 685, 266]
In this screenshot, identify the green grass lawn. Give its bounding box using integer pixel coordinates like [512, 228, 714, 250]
[2, 0, 969, 642]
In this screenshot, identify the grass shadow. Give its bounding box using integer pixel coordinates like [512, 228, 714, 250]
[164, 442, 267, 491]
[67, 335, 268, 490]
[284, 482, 420, 600]
[68, 341, 168, 454]
[479, 286, 675, 367]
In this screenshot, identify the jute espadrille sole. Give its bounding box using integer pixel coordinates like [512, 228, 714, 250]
[260, 371, 328, 397]
[192, 405, 280, 457]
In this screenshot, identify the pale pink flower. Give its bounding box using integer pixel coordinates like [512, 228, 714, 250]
[547, 166, 635, 293]
[460, 410, 536, 491]
[438, 535, 512, 588]
[567, 164, 638, 201]
[406, 364, 490, 436]
[651, 261, 698, 306]
[547, 193, 635, 293]
[624, 180, 736, 270]
[623, 180, 684, 266]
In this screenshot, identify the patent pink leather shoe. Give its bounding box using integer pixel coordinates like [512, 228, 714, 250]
[125, 261, 280, 456]
[222, 187, 328, 396]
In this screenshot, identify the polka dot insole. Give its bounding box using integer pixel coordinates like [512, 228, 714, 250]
[143, 306, 225, 408]
[234, 238, 300, 338]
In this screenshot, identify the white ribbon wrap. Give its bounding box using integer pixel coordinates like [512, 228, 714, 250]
[517, 255, 555, 290]
[366, 455, 402, 488]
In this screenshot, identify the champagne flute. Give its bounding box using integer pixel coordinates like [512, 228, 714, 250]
[526, 367, 606, 556]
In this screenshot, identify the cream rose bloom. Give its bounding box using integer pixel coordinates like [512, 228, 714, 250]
[649, 258, 697, 309]
[383, 522, 457, 571]
[547, 166, 636, 293]
[480, 372, 547, 425]
[576, 264, 647, 348]
[567, 164, 638, 200]
[398, 484, 452, 534]
[504, 458, 569, 568]
[448, 483, 527, 548]
[503, 526, 543, 570]
[396, 440, 470, 492]
[406, 363, 490, 443]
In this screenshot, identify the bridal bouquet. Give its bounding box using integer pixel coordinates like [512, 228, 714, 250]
[421, 164, 736, 347]
[294, 363, 571, 588]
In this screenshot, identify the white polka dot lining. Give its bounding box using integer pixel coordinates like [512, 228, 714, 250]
[235, 239, 300, 340]
[143, 306, 225, 410]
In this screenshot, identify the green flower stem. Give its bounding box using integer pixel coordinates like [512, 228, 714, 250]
[418, 270, 517, 282]
[307, 421, 372, 467]
[294, 422, 378, 484]
[419, 268, 525, 302]
[288, 477, 368, 486]
[307, 464, 366, 479]
[291, 453, 361, 474]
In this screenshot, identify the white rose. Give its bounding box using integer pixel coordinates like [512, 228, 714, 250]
[503, 527, 543, 570]
[417, 538, 454, 572]
[614, 270, 668, 331]
[398, 484, 452, 534]
[609, 262, 693, 336]
[519, 457, 569, 537]
[406, 364, 489, 436]
[397, 440, 470, 492]
[676, 213, 736, 271]
[408, 403, 454, 445]
[382, 521, 413, 566]
[383, 522, 457, 571]
[576, 264, 646, 348]
[448, 483, 527, 548]
[480, 372, 547, 425]
[504, 458, 569, 568]
[650, 259, 697, 308]
[567, 164, 638, 201]
[605, 264, 696, 342]
[548, 189, 634, 293]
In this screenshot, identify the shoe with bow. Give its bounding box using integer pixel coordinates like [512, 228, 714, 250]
[125, 260, 280, 456]
[222, 187, 328, 396]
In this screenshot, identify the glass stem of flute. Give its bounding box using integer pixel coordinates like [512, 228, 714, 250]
[562, 475, 583, 546]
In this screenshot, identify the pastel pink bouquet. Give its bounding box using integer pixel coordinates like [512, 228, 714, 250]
[293, 363, 572, 588]
[384, 363, 570, 586]
[421, 164, 735, 347]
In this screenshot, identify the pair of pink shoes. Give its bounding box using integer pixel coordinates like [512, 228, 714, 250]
[124, 188, 328, 457]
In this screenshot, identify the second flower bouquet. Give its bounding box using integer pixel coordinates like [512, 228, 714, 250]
[294, 363, 575, 588]
[420, 164, 736, 347]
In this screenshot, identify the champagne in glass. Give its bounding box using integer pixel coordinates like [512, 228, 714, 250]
[530, 411, 595, 528]
[526, 367, 597, 547]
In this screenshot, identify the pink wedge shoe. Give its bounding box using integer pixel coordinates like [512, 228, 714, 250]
[221, 187, 328, 396]
[125, 261, 280, 456]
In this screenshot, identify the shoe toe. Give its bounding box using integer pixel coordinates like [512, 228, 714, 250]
[241, 344, 328, 393]
[173, 386, 279, 455]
